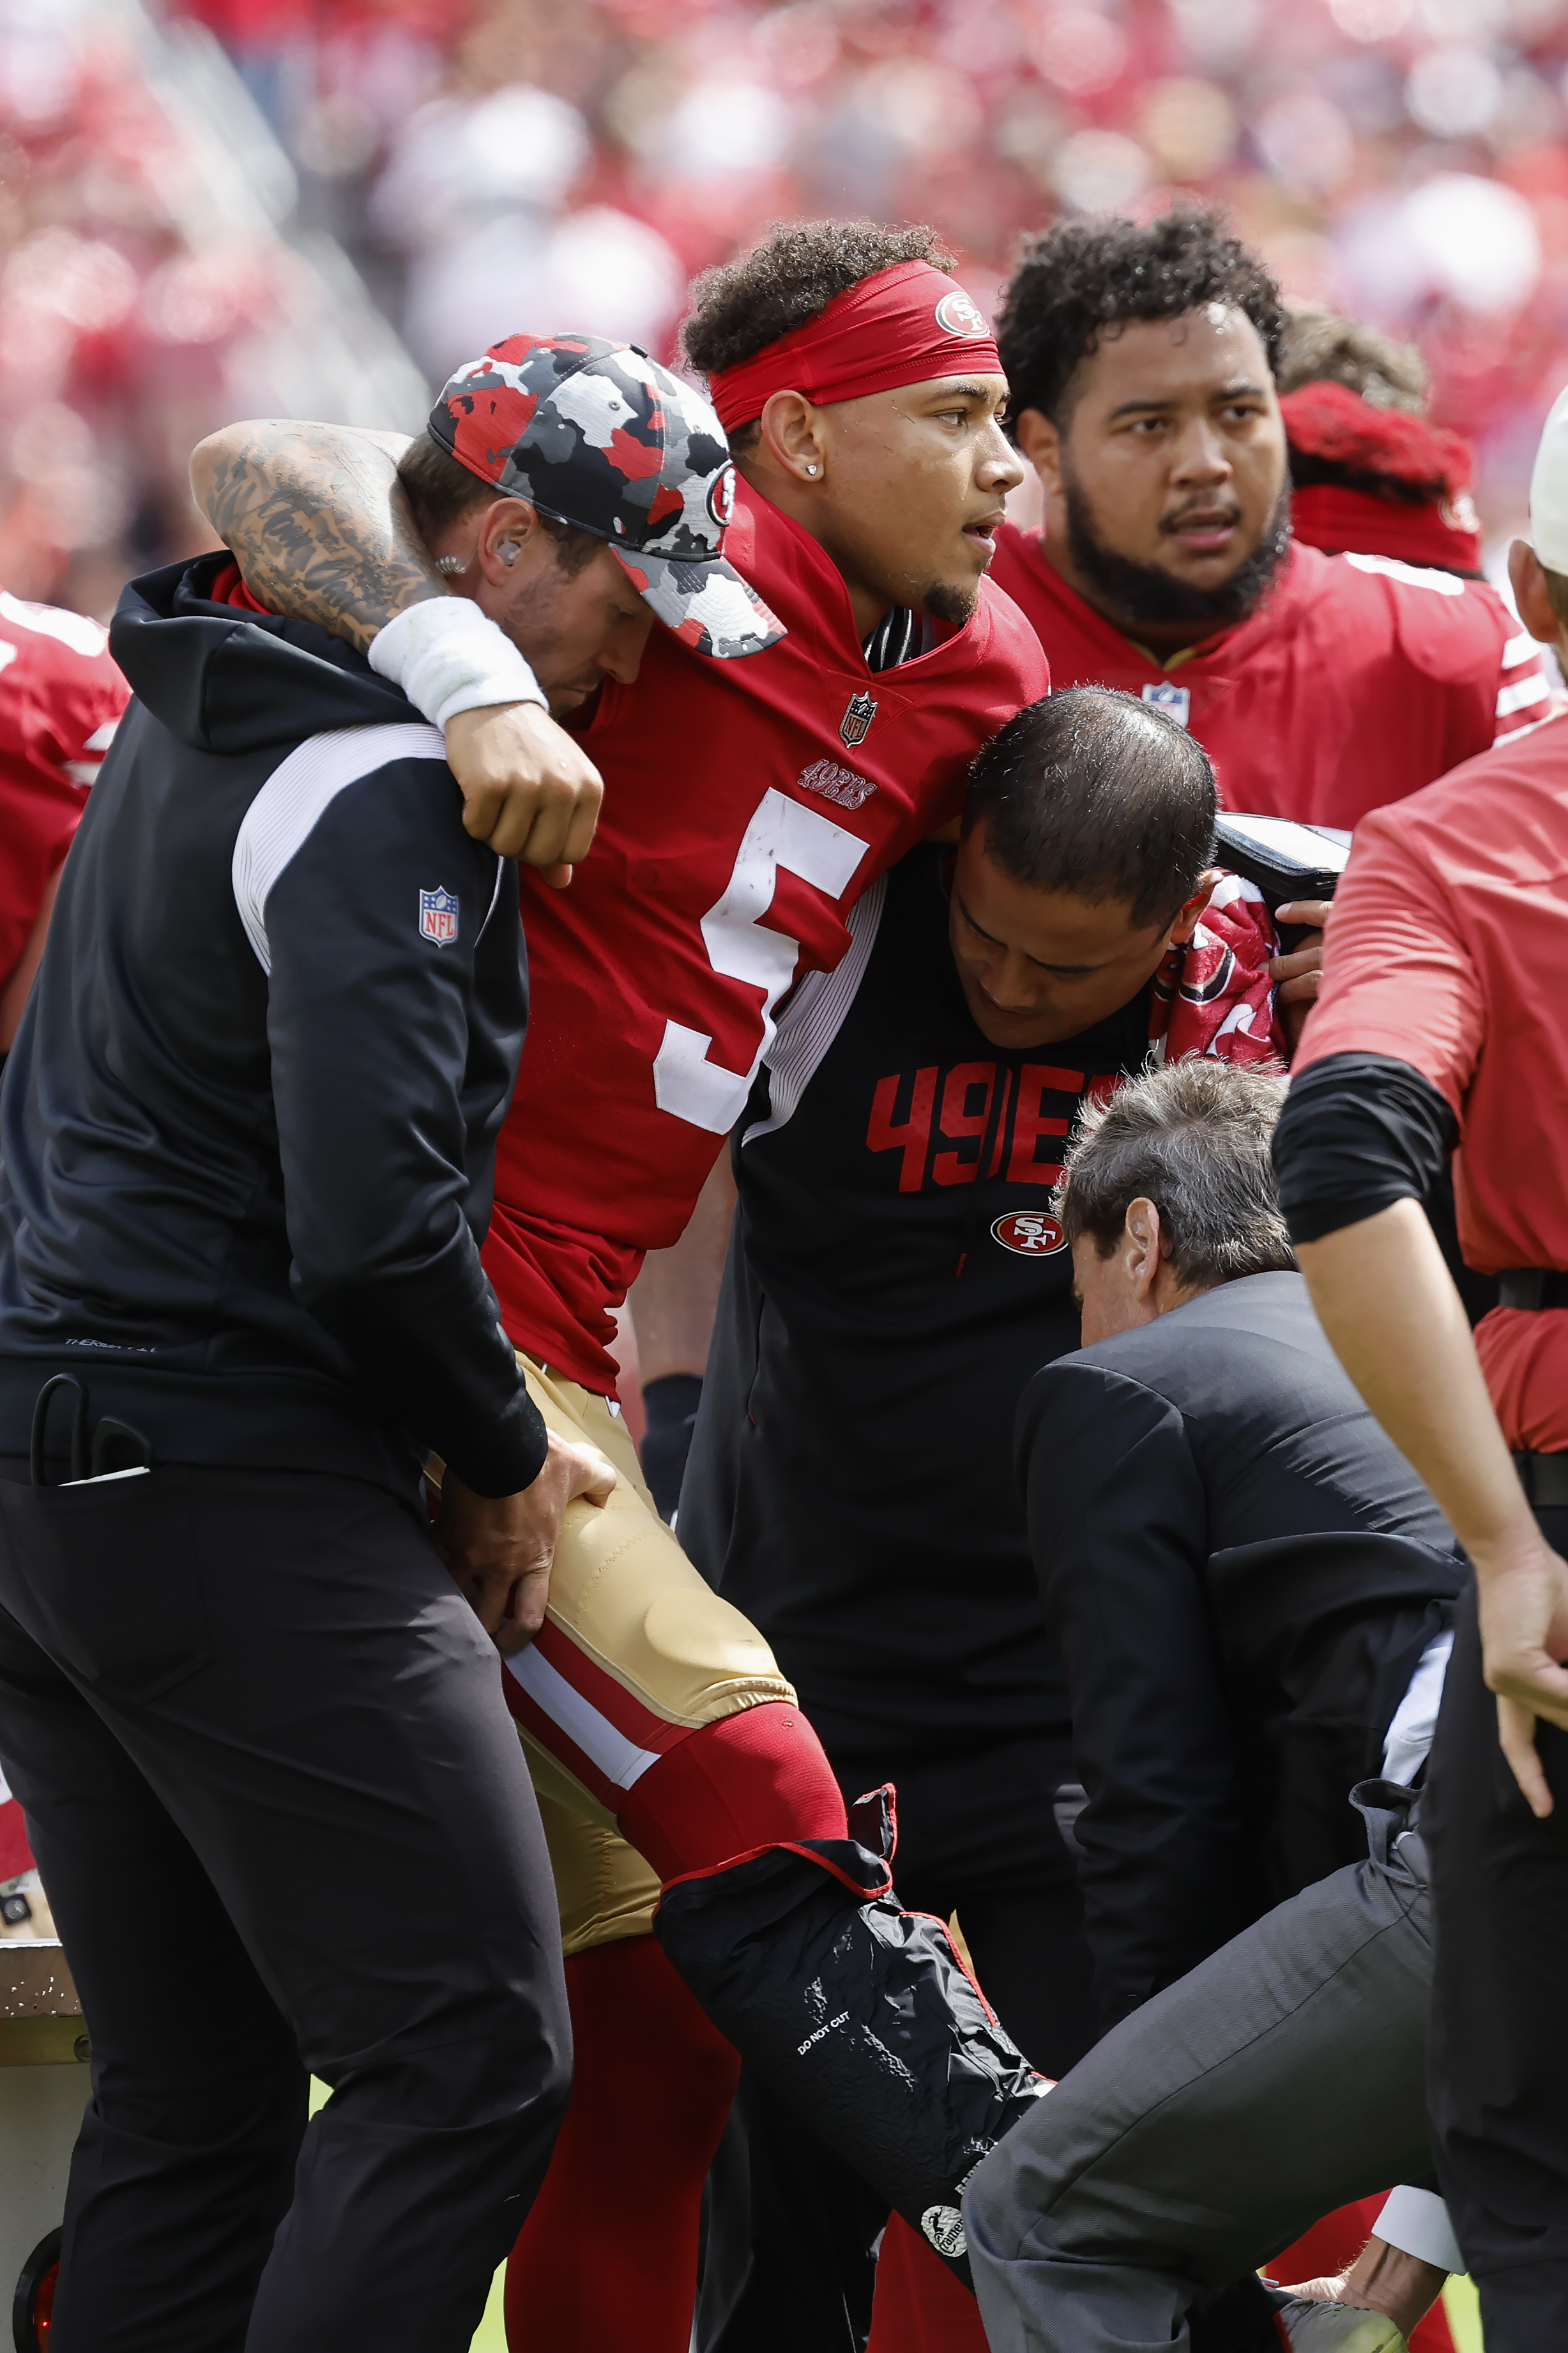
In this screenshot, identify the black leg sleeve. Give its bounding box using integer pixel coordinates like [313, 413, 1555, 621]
[657, 1790, 1046, 2292]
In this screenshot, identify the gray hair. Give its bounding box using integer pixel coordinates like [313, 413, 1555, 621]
[1055, 1058, 1296, 1290]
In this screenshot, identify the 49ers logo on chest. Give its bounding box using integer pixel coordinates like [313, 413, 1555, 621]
[841, 690, 877, 748]
[992, 1211, 1067, 1256]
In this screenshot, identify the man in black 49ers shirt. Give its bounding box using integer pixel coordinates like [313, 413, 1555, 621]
[681, 686, 1284, 2349]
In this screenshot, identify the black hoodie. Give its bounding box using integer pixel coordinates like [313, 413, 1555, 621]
[0, 555, 547, 1499]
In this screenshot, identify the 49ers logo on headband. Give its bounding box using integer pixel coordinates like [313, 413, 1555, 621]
[935, 289, 989, 338]
[706, 259, 1005, 434]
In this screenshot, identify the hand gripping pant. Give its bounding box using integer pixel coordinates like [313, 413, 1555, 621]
[497, 1360, 1047, 2285]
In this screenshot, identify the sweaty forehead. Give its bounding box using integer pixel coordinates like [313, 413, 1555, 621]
[1076, 307, 1272, 411]
[960, 834, 1146, 960]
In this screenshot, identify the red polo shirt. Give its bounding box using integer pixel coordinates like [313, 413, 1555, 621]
[1296, 710, 1568, 1452]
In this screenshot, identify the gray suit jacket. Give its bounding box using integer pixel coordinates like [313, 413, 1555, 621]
[1017, 1268, 1463, 2026]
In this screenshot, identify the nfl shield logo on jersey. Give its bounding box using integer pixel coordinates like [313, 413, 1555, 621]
[840, 691, 878, 748]
[419, 886, 459, 946]
[1141, 681, 1191, 728]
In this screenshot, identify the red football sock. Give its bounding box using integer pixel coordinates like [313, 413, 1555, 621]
[504, 1937, 739, 2353]
[868, 2212, 990, 2352]
[618, 1701, 849, 1882]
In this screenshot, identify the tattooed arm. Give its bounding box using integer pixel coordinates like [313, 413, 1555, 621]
[188, 420, 603, 869]
[190, 420, 431, 650]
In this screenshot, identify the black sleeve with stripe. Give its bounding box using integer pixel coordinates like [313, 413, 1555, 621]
[261, 754, 547, 1496]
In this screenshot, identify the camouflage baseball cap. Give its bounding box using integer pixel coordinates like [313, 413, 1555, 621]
[430, 333, 784, 659]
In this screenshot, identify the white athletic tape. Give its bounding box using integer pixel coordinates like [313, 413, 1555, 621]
[369, 597, 545, 732]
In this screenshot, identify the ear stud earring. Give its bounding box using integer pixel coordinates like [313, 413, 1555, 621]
[805, 464, 819, 476]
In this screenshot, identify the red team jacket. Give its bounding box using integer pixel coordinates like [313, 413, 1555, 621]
[989, 525, 1545, 829]
[0, 592, 128, 994]
[482, 486, 1050, 1390]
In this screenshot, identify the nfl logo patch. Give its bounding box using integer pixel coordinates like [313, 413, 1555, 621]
[841, 691, 878, 748]
[419, 886, 459, 946]
[1141, 681, 1191, 728]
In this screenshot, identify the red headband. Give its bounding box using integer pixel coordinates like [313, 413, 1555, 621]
[1290, 484, 1482, 575]
[708, 261, 1003, 434]
[1279, 381, 1472, 499]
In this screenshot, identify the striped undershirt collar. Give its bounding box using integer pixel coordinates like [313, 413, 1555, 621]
[862, 606, 917, 673]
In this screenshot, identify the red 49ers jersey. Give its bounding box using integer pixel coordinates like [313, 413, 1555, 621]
[989, 526, 1545, 830]
[484, 486, 1050, 1390]
[0, 590, 128, 990]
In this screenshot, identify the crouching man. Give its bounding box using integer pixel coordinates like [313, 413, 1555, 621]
[964, 1061, 1466, 2353]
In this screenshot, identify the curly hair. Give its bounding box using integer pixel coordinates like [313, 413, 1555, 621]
[681, 218, 954, 385]
[996, 207, 1287, 430]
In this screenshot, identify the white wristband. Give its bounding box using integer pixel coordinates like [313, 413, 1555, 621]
[368, 597, 545, 732]
[1373, 2186, 1465, 2275]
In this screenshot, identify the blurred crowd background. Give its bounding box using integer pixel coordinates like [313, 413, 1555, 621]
[8, 0, 1568, 618]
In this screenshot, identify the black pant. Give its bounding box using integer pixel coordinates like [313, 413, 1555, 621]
[0, 1462, 571, 2353]
[1427, 1525, 1568, 2353]
[696, 1736, 1097, 2352]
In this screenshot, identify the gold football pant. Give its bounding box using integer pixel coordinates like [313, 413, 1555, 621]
[502, 1358, 798, 1954]
[498, 1360, 1045, 2305]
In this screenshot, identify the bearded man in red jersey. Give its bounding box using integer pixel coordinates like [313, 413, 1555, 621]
[189, 223, 1051, 2347]
[989, 209, 1546, 836]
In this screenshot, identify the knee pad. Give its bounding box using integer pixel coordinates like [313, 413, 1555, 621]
[618, 1700, 848, 1882]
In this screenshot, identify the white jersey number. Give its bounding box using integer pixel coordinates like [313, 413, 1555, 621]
[652, 788, 868, 1135]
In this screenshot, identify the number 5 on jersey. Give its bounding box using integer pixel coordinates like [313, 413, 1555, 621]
[652, 788, 868, 1135]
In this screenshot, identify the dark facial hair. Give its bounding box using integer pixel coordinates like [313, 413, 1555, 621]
[923, 577, 980, 625]
[1060, 457, 1291, 632]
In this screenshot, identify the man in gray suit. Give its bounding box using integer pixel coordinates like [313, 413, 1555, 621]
[964, 1061, 1463, 2353]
